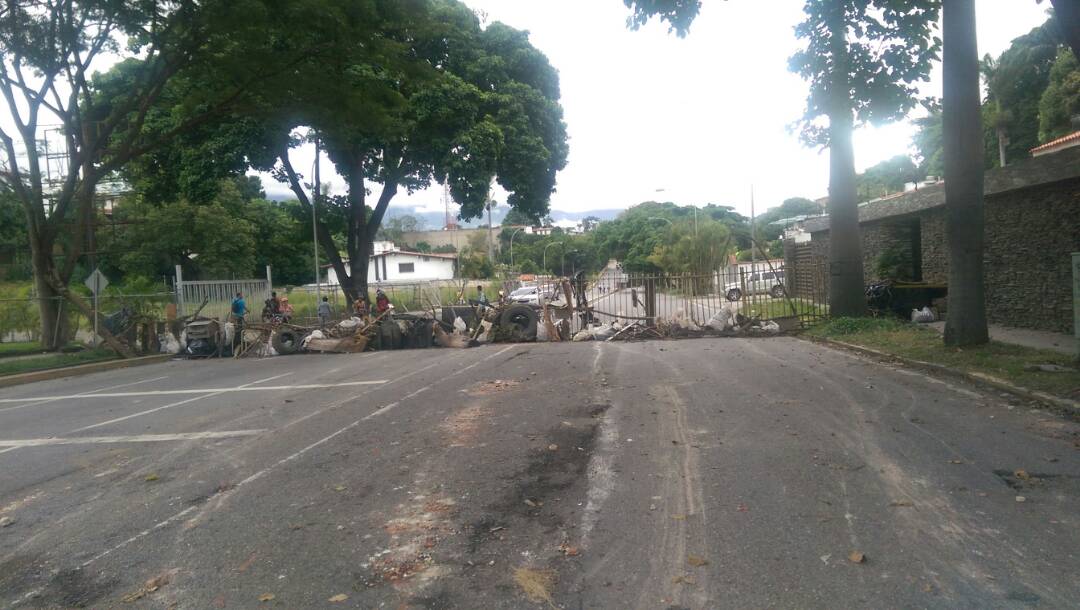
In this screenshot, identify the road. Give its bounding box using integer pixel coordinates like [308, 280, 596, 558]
[1, 338, 1078, 608]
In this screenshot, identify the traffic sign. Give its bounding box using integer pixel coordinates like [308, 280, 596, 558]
[84, 268, 109, 295]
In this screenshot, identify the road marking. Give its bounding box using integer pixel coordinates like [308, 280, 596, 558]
[79, 345, 519, 570]
[0, 379, 385, 403]
[66, 373, 294, 434]
[0, 430, 265, 448]
[0, 375, 171, 414]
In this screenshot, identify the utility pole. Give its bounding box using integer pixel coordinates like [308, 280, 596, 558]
[313, 137, 321, 300]
[486, 188, 495, 263]
[750, 185, 757, 275]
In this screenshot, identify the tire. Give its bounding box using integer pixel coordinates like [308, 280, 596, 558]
[272, 329, 301, 355]
[770, 285, 785, 299]
[726, 288, 742, 302]
[499, 304, 538, 341]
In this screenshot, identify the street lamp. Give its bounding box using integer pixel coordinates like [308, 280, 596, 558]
[542, 241, 561, 275]
[509, 228, 523, 268]
[562, 249, 578, 276]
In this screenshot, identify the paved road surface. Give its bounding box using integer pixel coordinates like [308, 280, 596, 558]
[1, 338, 1078, 609]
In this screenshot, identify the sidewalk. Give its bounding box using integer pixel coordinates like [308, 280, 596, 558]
[927, 321, 1077, 357]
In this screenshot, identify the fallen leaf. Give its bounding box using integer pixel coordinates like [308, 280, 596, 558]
[947, 460, 964, 465]
[1015, 496, 1027, 503]
[0, 516, 14, 527]
[736, 503, 749, 512]
[922, 583, 934, 593]
[848, 551, 866, 564]
[145, 473, 159, 482]
[258, 593, 275, 602]
[524, 499, 537, 507]
[687, 555, 709, 567]
[1014, 469, 1030, 480]
[671, 514, 686, 521]
[212, 595, 226, 608]
[548, 444, 559, 451]
[671, 575, 696, 585]
[558, 544, 580, 557]
[888, 500, 914, 507]
[328, 593, 348, 603]
[333, 485, 346, 492]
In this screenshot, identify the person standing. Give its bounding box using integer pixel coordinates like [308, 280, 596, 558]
[375, 289, 391, 315]
[231, 292, 247, 335]
[476, 284, 489, 308]
[317, 296, 332, 327]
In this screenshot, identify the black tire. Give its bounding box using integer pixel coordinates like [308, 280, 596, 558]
[272, 329, 301, 355]
[726, 288, 742, 302]
[770, 284, 785, 298]
[500, 304, 538, 341]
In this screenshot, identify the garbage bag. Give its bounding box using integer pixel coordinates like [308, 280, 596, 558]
[572, 329, 594, 342]
[761, 320, 781, 334]
[453, 316, 468, 334]
[911, 306, 936, 323]
[590, 324, 616, 341]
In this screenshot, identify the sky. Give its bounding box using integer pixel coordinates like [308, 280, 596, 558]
[265, 1, 1048, 220]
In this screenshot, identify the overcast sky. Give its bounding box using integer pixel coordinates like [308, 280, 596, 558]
[262, 0, 1051, 219]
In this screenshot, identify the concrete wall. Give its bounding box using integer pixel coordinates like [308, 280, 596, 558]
[326, 253, 456, 285]
[803, 176, 1080, 334]
[399, 228, 500, 253]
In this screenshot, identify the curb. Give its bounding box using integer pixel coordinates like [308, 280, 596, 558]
[0, 354, 174, 389]
[801, 335, 1080, 414]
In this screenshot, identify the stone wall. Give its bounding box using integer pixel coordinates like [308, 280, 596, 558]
[803, 176, 1080, 334]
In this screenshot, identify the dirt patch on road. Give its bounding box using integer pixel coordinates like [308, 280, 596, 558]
[442, 404, 491, 448]
[466, 379, 521, 396]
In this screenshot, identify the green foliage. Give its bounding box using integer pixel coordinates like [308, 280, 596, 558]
[414, 241, 433, 253]
[379, 215, 423, 243]
[981, 17, 1063, 166]
[789, 1, 941, 147]
[645, 220, 731, 275]
[623, 0, 701, 36]
[754, 197, 822, 241]
[855, 155, 921, 202]
[810, 316, 908, 336]
[912, 109, 944, 177]
[1039, 49, 1080, 141]
[875, 245, 916, 281]
[502, 206, 537, 226]
[459, 251, 495, 279]
[518, 259, 538, 275]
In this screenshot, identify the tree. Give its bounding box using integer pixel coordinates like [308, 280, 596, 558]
[415, 241, 433, 253]
[270, 1, 568, 303]
[790, 1, 940, 317]
[623, 0, 701, 36]
[755, 197, 821, 240]
[1039, 48, 1080, 141]
[379, 215, 423, 243]
[0, 0, 325, 352]
[503, 206, 538, 226]
[580, 216, 602, 232]
[912, 107, 945, 177]
[855, 155, 921, 202]
[646, 219, 731, 276]
[1041, 0, 1080, 62]
[942, 0, 989, 346]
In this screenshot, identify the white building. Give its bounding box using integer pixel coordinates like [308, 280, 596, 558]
[324, 244, 457, 285]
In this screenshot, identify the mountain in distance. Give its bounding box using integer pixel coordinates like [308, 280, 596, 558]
[383, 207, 624, 230]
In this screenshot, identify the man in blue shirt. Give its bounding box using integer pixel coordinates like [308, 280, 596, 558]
[231, 292, 247, 321]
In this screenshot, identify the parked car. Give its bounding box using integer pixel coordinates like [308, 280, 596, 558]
[724, 270, 786, 301]
[509, 284, 559, 305]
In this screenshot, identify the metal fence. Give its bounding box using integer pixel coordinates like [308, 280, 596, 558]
[0, 293, 175, 345]
[527, 263, 828, 332]
[175, 265, 272, 321]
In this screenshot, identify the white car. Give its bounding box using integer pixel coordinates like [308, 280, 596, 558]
[724, 271, 786, 301]
[509, 285, 559, 305]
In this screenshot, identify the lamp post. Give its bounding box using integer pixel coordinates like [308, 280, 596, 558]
[563, 249, 579, 276]
[542, 241, 561, 275]
[509, 228, 523, 268]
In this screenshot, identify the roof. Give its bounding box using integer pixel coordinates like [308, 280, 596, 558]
[1030, 130, 1080, 156]
[372, 250, 458, 261]
[804, 145, 1080, 233]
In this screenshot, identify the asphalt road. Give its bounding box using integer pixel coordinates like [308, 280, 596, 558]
[1, 338, 1078, 609]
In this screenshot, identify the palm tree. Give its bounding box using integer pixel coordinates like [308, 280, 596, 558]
[942, 0, 989, 346]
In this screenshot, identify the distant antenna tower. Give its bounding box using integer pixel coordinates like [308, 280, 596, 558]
[443, 184, 454, 230]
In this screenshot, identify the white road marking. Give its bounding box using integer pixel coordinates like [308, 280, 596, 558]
[0, 430, 265, 448]
[0, 375, 171, 414]
[0, 379, 385, 403]
[79, 345, 519, 570]
[66, 372, 294, 434]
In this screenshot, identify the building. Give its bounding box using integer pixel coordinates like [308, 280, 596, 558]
[790, 145, 1080, 334]
[1030, 130, 1080, 158]
[324, 242, 457, 285]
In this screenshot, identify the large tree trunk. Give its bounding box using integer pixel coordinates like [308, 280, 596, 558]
[943, 0, 989, 346]
[1050, 0, 1080, 63]
[827, 107, 866, 317]
[30, 243, 71, 351]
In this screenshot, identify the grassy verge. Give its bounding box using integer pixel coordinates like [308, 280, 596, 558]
[0, 342, 46, 358]
[0, 347, 118, 377]
[805, 317, 1080, 399]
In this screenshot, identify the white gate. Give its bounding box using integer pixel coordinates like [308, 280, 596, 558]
[176, 265, 273, 320]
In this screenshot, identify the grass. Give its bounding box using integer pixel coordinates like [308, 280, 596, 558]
[806, 317, 1080, 399]
[0, 346, 118, 377]
[0, 341, 47, 358]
